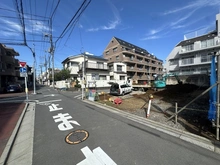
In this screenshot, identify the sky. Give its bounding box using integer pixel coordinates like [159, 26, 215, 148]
[0, 0, 220, 75]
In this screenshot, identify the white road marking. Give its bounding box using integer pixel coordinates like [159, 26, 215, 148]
[44, 94, 56, 97]
[74, 94, 82, 99]
[49, 103, 63, 111]
[37, 99, 62, 105]
[77, 146, 117, 165]
[53, 113, 80, 131]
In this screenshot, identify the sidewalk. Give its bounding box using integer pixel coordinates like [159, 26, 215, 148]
[0, 103, 25, 156]
[0, 92, 28, 156]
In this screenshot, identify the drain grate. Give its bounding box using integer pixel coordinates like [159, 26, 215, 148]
[65, 130, 89, 145]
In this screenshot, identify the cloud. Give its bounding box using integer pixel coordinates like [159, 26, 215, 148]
[170, 8, 198, 26]
[142, 0, 219, 41]
[0, 19, 22, 31]
[78, 23, 83, 28]
[0, 17, 50, 35]
[143, 24, 168, 40]
[171, 25, 186, 29]
[101, 19, 121, 30]
[87, 28, 99, 32]
[26, 20, 50, 33]
[86, 0, 121, 32]
[163, 0, 220, 15]
[141, 35, 161, 41]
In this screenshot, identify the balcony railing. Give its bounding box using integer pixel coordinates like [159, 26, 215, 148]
[180, 42, 220, 54]
[79, 62, 108, 70]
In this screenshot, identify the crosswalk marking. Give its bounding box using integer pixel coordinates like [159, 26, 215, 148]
[74, 94, 82, 99]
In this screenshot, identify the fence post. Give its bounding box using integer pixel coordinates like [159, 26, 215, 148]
[146, 94, 154, 118]
[175, 102, 178, 124]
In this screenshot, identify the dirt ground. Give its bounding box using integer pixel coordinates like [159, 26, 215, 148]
[97, 84, 217, 140]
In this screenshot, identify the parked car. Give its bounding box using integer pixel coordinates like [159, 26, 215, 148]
[110, 83, 132, 96]
[6, 84, 23, 93]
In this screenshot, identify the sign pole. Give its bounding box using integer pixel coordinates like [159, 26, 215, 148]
[19, 62, 28, 101]
[25, 76, 28, 101]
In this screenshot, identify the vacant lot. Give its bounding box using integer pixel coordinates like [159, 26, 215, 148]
[97, 84, 216, 140]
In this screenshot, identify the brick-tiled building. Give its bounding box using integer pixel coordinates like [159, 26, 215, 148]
[103, 37, 163, 84]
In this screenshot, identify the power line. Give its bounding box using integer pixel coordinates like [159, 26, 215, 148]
[55, 0, 91, 44]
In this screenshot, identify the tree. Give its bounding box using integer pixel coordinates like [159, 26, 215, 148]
[54, 68, 71, 81]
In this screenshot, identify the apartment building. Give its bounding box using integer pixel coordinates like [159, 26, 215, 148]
[164, 13, 220, 87]
[103, 37, 163, 84]
[0, 44, 20, 93]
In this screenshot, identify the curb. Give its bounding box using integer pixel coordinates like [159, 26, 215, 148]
[83, 100, 220, 154]
[0, 103, 29, 165]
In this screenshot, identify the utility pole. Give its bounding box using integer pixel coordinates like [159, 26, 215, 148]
[39, 64, 43, 84]
[26, 45, 36, 95]
[45, 34, 54, 88]
[44, 54, 48, 86]
[33, 51, 36, 94]
[82, 53, 85, 100]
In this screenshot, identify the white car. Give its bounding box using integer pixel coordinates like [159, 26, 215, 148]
[110, 83, 132, 96]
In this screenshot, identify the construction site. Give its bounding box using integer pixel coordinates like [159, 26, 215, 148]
[97, 83, 218, 140]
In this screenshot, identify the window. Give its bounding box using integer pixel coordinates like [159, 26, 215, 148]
[110, 76, 114, 80]
[120, 76, 125, 80]
[201, 40, 207, 48]
[181, 57, 194, 65]
[169, 59, 178, 65]
[201, 54, 212, 63]
[106, 51, 109, 55]
[116, 56, 119, 60]
[113, 47, 117, 52]
[99, 75, 106, 80]
[92, 73, 99, 80]
[97, 62, 104, 69]
[109, 65, 113, 71]
[6, 63, 12, 69]
[201, 38, 214, 48]
[117, 65, 122, 72]
[183, 44, 194, 51]
[207, 38, 214, 47]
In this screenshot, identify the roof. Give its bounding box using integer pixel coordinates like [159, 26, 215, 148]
[114, 37, 149, 54]
[62, 54, 108, 64]
[176, 30, 217, 47]
[113, 37, 163, 62]
[2, 44, 19, 56]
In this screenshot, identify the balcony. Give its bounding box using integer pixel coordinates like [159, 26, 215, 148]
[0, 69, 15, 76]
[79, 62, 108, 70]
[2, 55, 15, 63]
[180, 42, 220, 54]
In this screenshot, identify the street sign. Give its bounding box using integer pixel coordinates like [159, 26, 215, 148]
[20, 67, 27, 73]
[20, 67, 27, 77]
[19, 62, 26, 67]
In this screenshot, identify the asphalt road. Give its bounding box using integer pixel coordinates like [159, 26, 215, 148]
[32, 87, 220, 165]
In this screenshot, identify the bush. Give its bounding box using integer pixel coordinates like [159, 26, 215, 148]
[74, 84, 81, 88]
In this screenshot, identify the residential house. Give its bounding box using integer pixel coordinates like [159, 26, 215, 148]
[164, 13, 220, 87]
[108, 62, 127, 82]
[62, 53, 122, 89]
[103, 37, 163, 84]
[0, 44, 20, 93]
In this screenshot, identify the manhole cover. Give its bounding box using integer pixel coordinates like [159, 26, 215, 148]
[65, 130, 89, 145]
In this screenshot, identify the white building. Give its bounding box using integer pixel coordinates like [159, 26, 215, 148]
[164, 13, 220, 87]
[62, 54, 128, 89]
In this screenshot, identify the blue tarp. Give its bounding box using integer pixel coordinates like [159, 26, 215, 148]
[208, 55, 217, 121]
